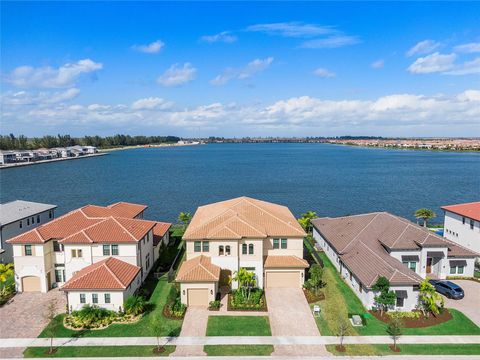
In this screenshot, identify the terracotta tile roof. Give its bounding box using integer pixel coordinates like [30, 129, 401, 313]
[153, 222, 172, 246]
[61, 257, 140, 290]
[311, 212, 478, 288]
[183, 196, 306, 240]
[176, 255, 221, 282]
[264, 255, 309, 268]
[7, 202, 155, 245]
[442, 202, 480, 222]
[81, 202, 147, 218]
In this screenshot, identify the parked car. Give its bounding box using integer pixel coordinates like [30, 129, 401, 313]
[428, 280, 464, 299]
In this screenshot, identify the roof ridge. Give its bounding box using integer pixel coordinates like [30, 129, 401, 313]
[62, 260, 107, 288]
[390, 222, 411, 248]
[110, 217, 138, 241]
[103, 258, 127, 288]
[227, 214, 266, 236]
[60, 217, 108, 243]
[341, 213, 381, 253]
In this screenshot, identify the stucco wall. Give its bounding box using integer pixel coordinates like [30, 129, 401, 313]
[263, 237, 303, 258]
[444, 211, 480, 255]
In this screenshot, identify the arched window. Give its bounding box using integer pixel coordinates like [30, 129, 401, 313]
[225, 245, 231, 255]
[219, 245, 224, 256]
[242, 243, 247, 255]
[248, 243, 254, 255]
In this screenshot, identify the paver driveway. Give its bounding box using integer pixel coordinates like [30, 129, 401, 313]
[170, 307, 207, 357]
[265, 288, 328, 356]
[441, 280, 480, 327]
[0, 289, 65, 358]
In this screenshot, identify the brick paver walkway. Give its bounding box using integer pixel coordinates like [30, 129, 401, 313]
[170, 307, 208, 357]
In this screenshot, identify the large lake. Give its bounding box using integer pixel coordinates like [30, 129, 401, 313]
[1, 143, 479, 223]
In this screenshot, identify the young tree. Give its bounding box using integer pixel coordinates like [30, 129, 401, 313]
[178, 212, 192, 231]
[336, 316, 349, 351]
[386, 317, 403, 351]
[152, 316, 165, 353]
[372, 276, 396, 315]
[418, 279, 444, 317]
[306, 264, 324, 295]
[231, 268, 256, 300]
[414, 208, 436, 227]
[43, 299, 59, 354]
[298, 211, 317, 233]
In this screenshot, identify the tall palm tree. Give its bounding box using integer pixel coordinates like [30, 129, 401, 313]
[178, 212, 192, 231]
[414, 208, 436, 227]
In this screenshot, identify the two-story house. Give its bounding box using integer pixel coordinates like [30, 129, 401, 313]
[176, 196, 308, 307]
[312, 212, 477, 311]
[7, 202, 171, 312]
[0, 200, 57, 263]
[442, 201, 480, 257]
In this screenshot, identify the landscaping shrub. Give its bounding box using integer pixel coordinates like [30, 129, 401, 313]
[229, 288, 266, 311]
[390, 311, 422, 320]
[0, 264, 15, 306]
[209, 300, 221, 310]
[163, 286, 186, 319]
[124, 295, 146, 316]
[66, 305, 117, 329]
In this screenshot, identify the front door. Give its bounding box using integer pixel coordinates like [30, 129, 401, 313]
[426, 258, 432, 273]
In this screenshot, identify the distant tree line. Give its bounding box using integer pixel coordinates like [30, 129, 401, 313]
[0, 134, 181, 150]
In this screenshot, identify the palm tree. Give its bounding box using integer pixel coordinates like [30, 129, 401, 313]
[418, 278, 444, 317]
[231, 268, 256, 300]
[298, 211, 317, 233]
[178, 212, 192, 231]
[414, 208, 436, 227]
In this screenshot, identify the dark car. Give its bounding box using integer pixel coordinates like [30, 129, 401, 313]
[428, 279, 464, 299]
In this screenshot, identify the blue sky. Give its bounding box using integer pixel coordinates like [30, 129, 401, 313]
[2, 1, 480, 137]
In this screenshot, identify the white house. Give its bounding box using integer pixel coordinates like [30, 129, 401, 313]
[7, 202, 170, 312]
[0, 200, 57, 263]
[176, 196, 308, 307]
[312, 212, 477, 311]
[442, 202, 480, 257]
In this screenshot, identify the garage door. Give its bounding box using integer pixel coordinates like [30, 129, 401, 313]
[22, 276, 41, 292]
[266, 271, 300, 288]
[187, 288, 209, 306]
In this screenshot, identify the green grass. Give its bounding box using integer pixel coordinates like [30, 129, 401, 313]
[203, 345, 274, 356]
[326, 344, 480, 356]
[313, 252, 480, 336]
[206, 316, 271, 336]
[23, 346, 175, 357]
[39, 273, 182, 338]
[475, 270, 480, 279]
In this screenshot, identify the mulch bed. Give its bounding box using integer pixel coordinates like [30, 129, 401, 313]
[153, 347, 166, 354]
[369, 309, 452, 328]
[389, 345, 401, 352]
[335, 345, 346, 352]
[303, 289, 325, 303]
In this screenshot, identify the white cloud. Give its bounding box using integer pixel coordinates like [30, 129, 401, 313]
[246, 22, 334, 38]
[300, 35, 360, 49]
[211, 57, 273, 85]
[7, 59, 102, 88]
[371, 59, 385, 69]
[200, 31, 237, 43]
[454, 42, 480, 53]
[1, 88, 80, 106]
[132, 40, 165, 54]
[157, 63, 197, 87]
[445, 57, 480, 75]
[3, 90, 479, 135]
[406, 40, 441, 57]
[131, 97, 174, 110]
[313, 68, 335, 78]
[407, 52, 456, 74]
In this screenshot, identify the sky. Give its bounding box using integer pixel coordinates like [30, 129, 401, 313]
[1, 1, 480, 138]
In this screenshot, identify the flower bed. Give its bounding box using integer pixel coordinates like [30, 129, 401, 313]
[227, 289, 267, 311]
[64, 310, 140, 331]
[370, 309, 453, 328]
[162, 286, 186, 319]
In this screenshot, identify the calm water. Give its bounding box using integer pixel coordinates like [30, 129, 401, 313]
[1, 143, 479, 223]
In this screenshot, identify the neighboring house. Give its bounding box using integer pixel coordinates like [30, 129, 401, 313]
[0, 200, 57, 263]
[176, 196, 308, 307]
[312, 212, 477, 311]
[442, 202, 480, 257]
[152, 222, 172, 262]
[0, 151, 17, 165]
[7, 202, 169, 311]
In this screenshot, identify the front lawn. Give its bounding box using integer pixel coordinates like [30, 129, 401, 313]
[313, 251, 480, 336]
[203, 345, 274, 356]
[23, 346, 175, 357]
[206, 316, 271, 336]
[326, 344, 480, 356]
[39, 273, 182, 338]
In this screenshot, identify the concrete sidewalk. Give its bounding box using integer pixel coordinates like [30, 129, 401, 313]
[1, 335, 479, 348]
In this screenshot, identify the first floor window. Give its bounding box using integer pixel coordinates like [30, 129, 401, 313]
[450, 266, 456, 274]
[273, 238, 279, 249]
[55, 269, 63, 283]
[80, 294, 86, 304]
[112, 244, 119, 256]
[458, 266, 464, 274]
[104, 293, 111, 303]
[92, 294, 98, 304]
[194, 241, 201, 252]
[202, 241, 209, 252]
[242, 243, 247, 254]
[396, 297, 404, 307]
[24, 245, 32, 256]
[281, 238, 288, 249]
[219, 245, 224, 256]
[103, 245, 110, 256]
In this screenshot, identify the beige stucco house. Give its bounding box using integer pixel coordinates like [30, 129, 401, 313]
[176, 196, 308, 307]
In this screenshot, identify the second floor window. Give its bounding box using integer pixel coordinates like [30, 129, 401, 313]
[112, 244, 119, 255]
[470, 219, 475, 230]
[242, 244, 247, 254]
[219, 246, 224, 256]
[194, 241, 201, 252]
[71, 249, 83, 258]
[37, 215, 40, 223]
[273, 238, 280, 249]
[49, 210, 53, 219]
[103, 245, 111, 256]
[248, 244, 254, 254]
[202, 241, 209, 252]
[281, 238, 288, 249]
[53, 241, 63, 252]
[226, 245, 231, 255]
[24, 245, 32, 256]
[19, 220, 23, 229]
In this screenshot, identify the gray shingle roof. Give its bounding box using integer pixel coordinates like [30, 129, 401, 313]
[0, 200, 57, 226]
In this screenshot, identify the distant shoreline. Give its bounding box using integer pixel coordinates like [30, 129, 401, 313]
[0, 153, 108, 170]
[100, 142, 205, 152]
[327, 142, 480, 153]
